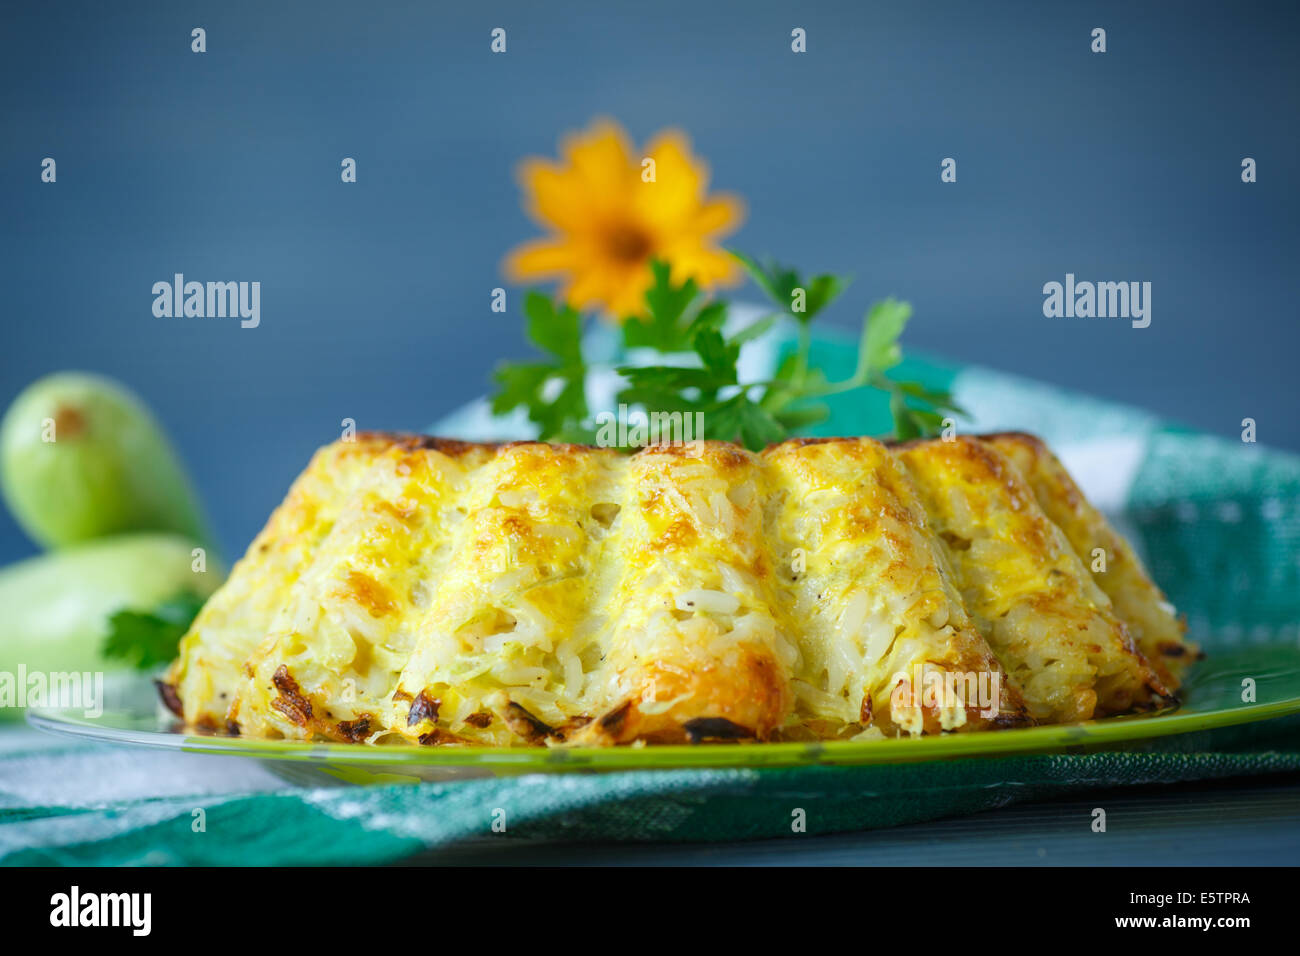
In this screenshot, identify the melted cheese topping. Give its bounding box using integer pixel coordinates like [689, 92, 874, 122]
[984, 433, 1195, 687]
[165, 432, 1186, 745]
[765, 439, 1028, 736]
[898, 437, 1171, 723]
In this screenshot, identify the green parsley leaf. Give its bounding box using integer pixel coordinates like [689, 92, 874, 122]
[857, 297, 911, 379]
[890, 390, 922, 442]
[490, 292, 589, 439]
[692, 329, 740, 383]
[492, 256, 963, 451]
[622, 260, 701, 351]
[877, 373, 964, 443]
[490, 362, 552, 417]
[102, 592, 207, 670]
[524, 292, 583, 362]
[707, 392, 786, 448]
[618, 364, 725, 394]
[895, 380, 968, 417]
[685, 299, 728, 339]
[772, 403, 831, 431]
[732, 251, 849, 322]
[727, 313, 776, 347]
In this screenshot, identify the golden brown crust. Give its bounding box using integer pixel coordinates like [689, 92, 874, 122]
[897, 437, 1172, 723]
[575, 647, 788, 745]
[762, 436, 1032, 735]
[982, 432, 1196, 688]
[167, 430, 1188, 745]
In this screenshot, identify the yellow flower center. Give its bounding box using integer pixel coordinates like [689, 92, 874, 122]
[603, 223, 654, 264]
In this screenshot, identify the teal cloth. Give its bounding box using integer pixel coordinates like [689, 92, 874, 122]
[4, 333, 1300, 865]
[6, 720, 1299, 866]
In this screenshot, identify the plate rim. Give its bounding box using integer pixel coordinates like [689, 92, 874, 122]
[26, 682, 1300, 772]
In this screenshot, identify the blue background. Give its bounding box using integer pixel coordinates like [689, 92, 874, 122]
[2, 0, 1297, 564]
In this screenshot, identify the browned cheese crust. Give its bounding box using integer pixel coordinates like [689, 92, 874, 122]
[163, 431, 1189, 745]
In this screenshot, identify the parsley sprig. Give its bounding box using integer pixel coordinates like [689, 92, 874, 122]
[102, 592, 207, 670]
[490, 293, 595, 443]
[490, 255, 965, 450]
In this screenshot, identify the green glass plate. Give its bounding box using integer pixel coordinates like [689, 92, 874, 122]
[26, 644, 1300, 785]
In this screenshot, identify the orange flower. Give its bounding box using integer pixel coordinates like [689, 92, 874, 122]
[504, 119, 745, 319]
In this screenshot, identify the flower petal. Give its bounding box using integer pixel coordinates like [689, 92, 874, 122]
[659, 239, 742, 287]
[563, 263, 620, 313]
[604, 265, 656, 319]
[504, 237, 584, 281]
[505, 119, 745, 316]
[516, 160, 596, 234]
[563, 119, 637, 215]
[692, 193, 745, 238]
[634, 131, 706, 229]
